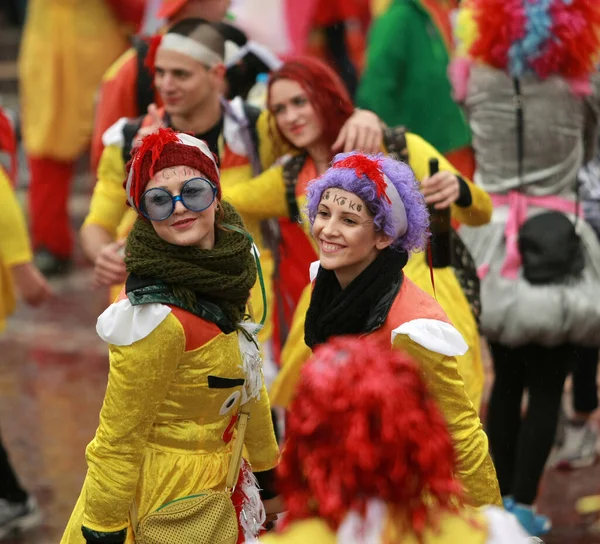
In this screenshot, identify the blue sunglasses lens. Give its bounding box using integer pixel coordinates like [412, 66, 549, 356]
[141, 178, 216, 221]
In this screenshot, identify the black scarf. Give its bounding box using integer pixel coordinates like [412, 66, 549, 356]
[304, 249, 409, 349]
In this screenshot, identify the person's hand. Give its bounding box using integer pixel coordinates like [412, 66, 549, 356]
[11, 262, 53, 306]
[93, 240, 127, 288]
[133, 104, 163, 146]
[332, 109, 384, 154]
[421, 171, 460, 210]
[264, 495, 285, 516]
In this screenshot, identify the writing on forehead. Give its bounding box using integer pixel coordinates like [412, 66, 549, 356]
[328, 190, 363, 213]
[157, 165, 195, 181]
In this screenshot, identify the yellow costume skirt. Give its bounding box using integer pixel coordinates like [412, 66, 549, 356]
[61, 446, 232, 544]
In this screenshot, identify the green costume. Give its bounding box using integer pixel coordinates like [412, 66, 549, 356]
[357, 0, 470, 155]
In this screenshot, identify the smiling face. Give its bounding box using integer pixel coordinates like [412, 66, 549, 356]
[312, 188, 392, 288]
[145, 165, 217, 249]
[269, 79, 324, 150]
[155, 48, 223, 117]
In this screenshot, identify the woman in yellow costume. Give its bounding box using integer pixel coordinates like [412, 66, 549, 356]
[61, 129, 280, 544]
[262, 337, 532, 544]
[269, 151, 499, 507]
[224, 56, 491, 413]
[18, 0, 136, 275]
[0, 109, 51, 538]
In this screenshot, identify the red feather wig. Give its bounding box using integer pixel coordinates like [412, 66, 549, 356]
[278, 336, 463, 538]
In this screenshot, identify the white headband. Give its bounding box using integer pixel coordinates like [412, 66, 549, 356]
[126, 133, 218, 209]
[383, 173, 408, 238]
[159, 33, 224, 66]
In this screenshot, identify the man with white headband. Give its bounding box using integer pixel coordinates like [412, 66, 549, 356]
[91, 0, 233, 171]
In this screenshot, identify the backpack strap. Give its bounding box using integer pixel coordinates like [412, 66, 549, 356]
[121, 116, 145, 163]
[282, 154, 308, 222]
[132, 36, 154, 118]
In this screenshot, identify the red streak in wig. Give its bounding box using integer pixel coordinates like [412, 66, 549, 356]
[267, 55, 354, 155]
[278, 337, 463, 538]
[333, 154, 391, 204]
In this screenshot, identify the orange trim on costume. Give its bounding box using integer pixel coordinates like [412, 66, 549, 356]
[169, 305, 222, 351]
[419, 0, 457, 52]
[296, 157, 318, 198]
[445, 146, 475, 181]
[220, 145, 251, 170]
[368, 276, 451, 344]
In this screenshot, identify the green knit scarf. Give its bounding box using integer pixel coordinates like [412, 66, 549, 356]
[125, 201, 257, 327]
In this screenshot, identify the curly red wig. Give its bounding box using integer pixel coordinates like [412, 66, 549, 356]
[278, 336, 463, 537]
[266, 55, 354, 155]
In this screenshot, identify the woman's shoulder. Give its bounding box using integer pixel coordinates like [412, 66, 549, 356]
[387, 277, 468, 358]
[96, 295, 176, 347]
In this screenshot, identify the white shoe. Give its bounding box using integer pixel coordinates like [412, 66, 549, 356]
[0, 496, 42, 540]
[553, 420, 598, 470]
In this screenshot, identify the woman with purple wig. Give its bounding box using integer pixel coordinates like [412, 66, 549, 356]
[301, 151, 501, 508]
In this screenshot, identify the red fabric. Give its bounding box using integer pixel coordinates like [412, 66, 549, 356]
[444, 145, 475, 181]
[312, 0, 370, 27]
[90, 52, 163, 174]
[284, 0, 320, 54]
[271, 160, 319, 357]
[103, 0, 146, 30]
[271, 218, 318, 358]
[28, 156, 75, 258]
[0, 107, 17, 185]
[157, 0, 189, 19]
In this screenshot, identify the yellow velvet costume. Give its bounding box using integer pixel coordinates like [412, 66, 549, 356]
[19, 0, 129, 161]
[84, 110, 277, 346]
[0, 168, 33, 333]
[225, 132, 492, 412]
[61, 299, 279, 543]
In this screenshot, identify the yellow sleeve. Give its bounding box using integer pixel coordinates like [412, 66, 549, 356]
[393, 335, 502, 507]
[0, 168, 32, 267]
[222, 165, 289, 221]
[83, 144, 129, 238]
[244, 379, 280, 472]
[270, 284, 313, 408]
[82, 312, 185, 532]
[405, 133, 492, 226]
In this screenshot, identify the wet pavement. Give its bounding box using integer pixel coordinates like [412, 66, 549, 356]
[0, 187, 599, 543]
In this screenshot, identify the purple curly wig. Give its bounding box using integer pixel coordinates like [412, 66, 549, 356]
[306, 152, 429, 252]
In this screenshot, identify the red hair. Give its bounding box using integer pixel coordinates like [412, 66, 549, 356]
[278, 336, 463, 538]
[267, 55, 354, 155]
